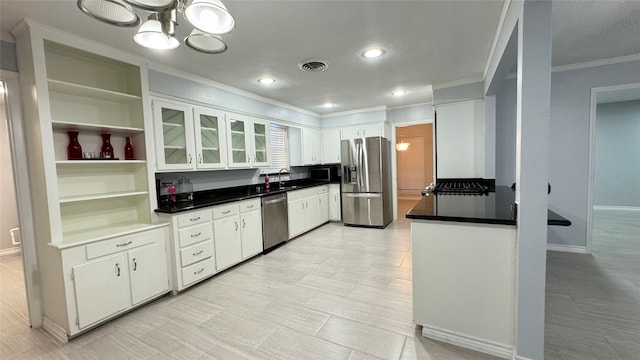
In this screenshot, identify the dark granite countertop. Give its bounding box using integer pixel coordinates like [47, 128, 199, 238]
[405, 186, 571, 226]
[155, 179, 336, 214]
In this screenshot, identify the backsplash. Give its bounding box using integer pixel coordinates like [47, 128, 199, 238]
[155, 167, 311, 192]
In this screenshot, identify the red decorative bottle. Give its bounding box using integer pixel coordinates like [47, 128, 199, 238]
[124, 136, 135, 160]
[101, 133, 114, 159]
[67, 131, 82, 160]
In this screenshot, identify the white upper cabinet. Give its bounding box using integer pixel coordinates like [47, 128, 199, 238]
[154, 100, 227, 171]
[435, 99, 484, 179]
[302, 127, 322, 165]
[340, 123, 386, 140]
[226, 112, 270, 168]
[322, 127, 341, 164]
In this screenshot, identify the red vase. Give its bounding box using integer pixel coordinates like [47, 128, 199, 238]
[124, 136, 135, 160]
[101, 133, 114, 159]
[67, 131, 82, 160]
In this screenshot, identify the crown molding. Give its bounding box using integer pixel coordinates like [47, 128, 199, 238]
[0, 31, 15, 43]
[551, 53, 640, 73]
[319, 105, 387, 119]
[483, 0, 513, 80]
[388, 101, 433, 110]
[147, 62, 320, 118]
[432, 76, 484, 90]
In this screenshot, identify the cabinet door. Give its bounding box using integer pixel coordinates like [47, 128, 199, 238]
[128, 241, 169, 306]
[340, 126, 361, 140]
[251, 119, 270, 167]
[322, 128, 341, 164]
[318, 193, 330, 225]
[73, 253, 128, 329]
[213, 216, 242, 270]
[241, 210, 263, 259]
[226, 113, 252, 168]
[329, 189, 341, 221]
[304, 196, 319, 230]
[288, 199, 307, 239]
[154, 100, 196, 170]
[302, 128, 321, 165]
[194, 107, 227, 169]
[360, 124, 383, 138]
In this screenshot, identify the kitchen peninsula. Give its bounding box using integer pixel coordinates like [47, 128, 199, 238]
[406, 186, 570, 359]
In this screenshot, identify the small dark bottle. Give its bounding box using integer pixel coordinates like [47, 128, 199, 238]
[265, 174, 270, 190]
[67, 131, 82, 160]
[124, 136, 135, 160]
[101, 133, 114, 159]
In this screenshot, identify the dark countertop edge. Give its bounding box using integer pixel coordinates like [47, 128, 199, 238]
[155, 181, 335, 214]
[406, 214, 516, 226]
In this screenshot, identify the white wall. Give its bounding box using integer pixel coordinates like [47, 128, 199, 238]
[594, 100, 640, 207]
[0, 90, 19, 250]
[495, 78, 517, 186]
[387, 103, 433, 124]
[0, 40, 18, 72]
[433, 82, 484, 105]
[320, 108, 386, 128]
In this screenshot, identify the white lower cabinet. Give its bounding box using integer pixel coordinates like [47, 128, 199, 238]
[162, 199, 263, 292]
[329, 184, 341, 221]
[63, 225, 170, 335]
[288, 185, 330, 239]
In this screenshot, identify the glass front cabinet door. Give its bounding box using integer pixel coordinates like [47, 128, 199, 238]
[154, 100, 195, 170]
[193, 107, 227, 169]
[226, 113, 252, 168]
[251, 119, 270, 167]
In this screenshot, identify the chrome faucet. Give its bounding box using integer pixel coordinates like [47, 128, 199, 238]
[278, 168, 290, 187]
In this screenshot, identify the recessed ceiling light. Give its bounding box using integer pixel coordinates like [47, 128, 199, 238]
[391, 90, 407, 97]
[362, 48, 385, 58]
[322, 102, 336, 108]
[257, 78, 276, 85]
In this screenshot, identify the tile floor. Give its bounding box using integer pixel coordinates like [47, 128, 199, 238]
[0, 204, 638, 359]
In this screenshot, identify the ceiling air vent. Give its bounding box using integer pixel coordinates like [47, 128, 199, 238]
[299, 58, 330, 72]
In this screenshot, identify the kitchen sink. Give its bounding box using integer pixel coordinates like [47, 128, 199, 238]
[278, 185, 298, 190]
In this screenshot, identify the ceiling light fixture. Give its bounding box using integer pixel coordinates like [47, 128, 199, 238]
[362, 48, 385, 58]
[77, 0, 235, 53]
[396, 139, 410, 151]
[391, 90, 407, 97]
[322, 102, 336, 108]
[257, 78, 276, 85]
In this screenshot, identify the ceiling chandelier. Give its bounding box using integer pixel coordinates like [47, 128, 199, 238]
[77, 0, 234, 53]
[396, 139, 410, 152]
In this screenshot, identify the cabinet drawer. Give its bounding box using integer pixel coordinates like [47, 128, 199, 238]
[181, 257, 215, 287]
[178, 223, 213, 248]
[212, 203, 239, 220]
[85, 227, 165, 260]
[180, 240, 214, 267]
[176, 209, 211, 228]
[239, 199, 261, 213]
[316, 185, 329, 194]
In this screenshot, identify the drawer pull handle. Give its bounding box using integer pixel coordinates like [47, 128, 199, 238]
[190, 216, 201, 222]
[193, 250, 204, 256]
[247, 204, 254, 209]
[191, 232, 202, 238]
[116, 241, 132, 247]
[222, 210, 231, 214]
[115, 263, 121, 277]
[242, 219, 246, 229]
[194, 268, 204, 275]
[132, 258, 137, 271]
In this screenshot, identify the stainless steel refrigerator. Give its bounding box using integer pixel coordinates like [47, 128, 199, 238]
[341, 136, 393, 227]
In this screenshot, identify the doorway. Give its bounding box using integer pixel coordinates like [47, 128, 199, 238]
[394, 123, 434, 219]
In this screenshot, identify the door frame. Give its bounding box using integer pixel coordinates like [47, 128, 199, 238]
[586, 82, 640, 254]
[391, 119, 434, 220]
[1, 70, 40, 326]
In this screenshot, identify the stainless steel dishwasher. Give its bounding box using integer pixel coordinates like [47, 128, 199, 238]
[261, 193, 289, 253]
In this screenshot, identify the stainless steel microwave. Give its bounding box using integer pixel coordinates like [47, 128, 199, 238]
[309, 167, 339, 182]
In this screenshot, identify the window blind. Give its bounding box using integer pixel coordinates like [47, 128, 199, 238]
[270, 123, 289, 169]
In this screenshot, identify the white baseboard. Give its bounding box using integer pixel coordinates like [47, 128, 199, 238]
[0, 247, 20, 257]
[593, 205, 640, 212]
[547, 244, 587, 254]
[42, 316, 68, 344]
[514, 356, 534, 360]
[421, 324, 513, 359]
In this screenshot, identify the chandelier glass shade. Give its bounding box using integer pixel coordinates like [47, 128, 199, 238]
[77, 0, 235, 53]
[396, 140, 410, 152]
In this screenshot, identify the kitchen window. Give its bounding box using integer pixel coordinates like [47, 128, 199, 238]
[269, 123, 289, 170]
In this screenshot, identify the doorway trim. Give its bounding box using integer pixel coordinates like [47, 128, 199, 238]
[1, 70, 41, 327]
[391, 119, 434, 220]
[586, 82, 640, 254]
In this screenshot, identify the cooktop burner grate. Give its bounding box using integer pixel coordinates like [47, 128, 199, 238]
[434, 180, 489, 194]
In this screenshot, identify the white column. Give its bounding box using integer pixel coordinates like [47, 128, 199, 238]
[484, 95, 496, 179]
[515, 1, 552, 359]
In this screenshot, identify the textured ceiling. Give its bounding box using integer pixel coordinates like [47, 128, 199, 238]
[1, 1, 640, 115]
